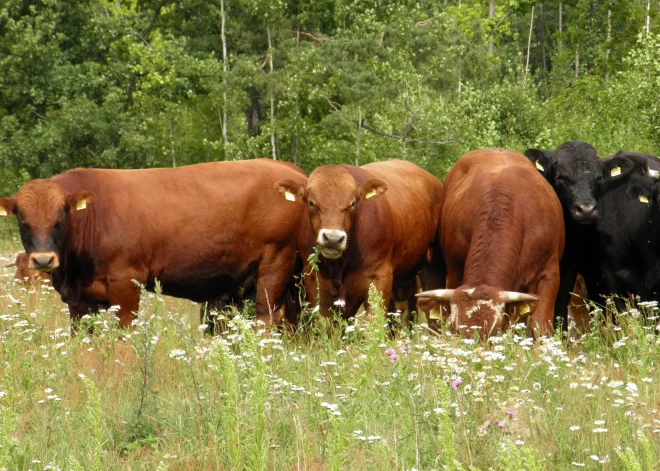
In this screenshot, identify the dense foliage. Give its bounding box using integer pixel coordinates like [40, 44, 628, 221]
[1, 0, 660, 193]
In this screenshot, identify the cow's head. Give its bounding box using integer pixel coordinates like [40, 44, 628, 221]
[417, 286, 537, 338]
[601, 152, 660, 224]
[524, 141, 602, 224]
[275, 166, 387, 259]
[0, 180, 93, 272]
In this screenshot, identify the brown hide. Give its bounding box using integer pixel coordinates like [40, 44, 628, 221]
[0, 159, 307, 328]
[421, 149, 564, 338]
[7, 252, 52, 285]
[280, 159, 444, 320]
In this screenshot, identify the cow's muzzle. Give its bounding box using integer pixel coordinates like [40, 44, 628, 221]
[28, 252, 59, 272]
[571, 201, 598, 223]
[317, 229, 347, 259]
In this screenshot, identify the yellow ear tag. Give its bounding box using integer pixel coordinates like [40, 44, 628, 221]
[76, 200, 87, 211]
[429, 308, 442, 320]
[0, 208, 6, 217]
[365, 189, 377, 199]
[610, 166, 621, 177]
[639, 194, 649, 204]
[535, 161, 544, 171]
[284, 191, 296, 202]
[519, 304, 531, 315]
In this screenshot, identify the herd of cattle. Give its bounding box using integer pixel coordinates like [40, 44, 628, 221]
[1, 141, 659, 339]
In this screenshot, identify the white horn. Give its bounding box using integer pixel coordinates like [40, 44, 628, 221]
[499, 291, 538, 303]
[645, 162, 660, 180]
[416, 289, 455, 300]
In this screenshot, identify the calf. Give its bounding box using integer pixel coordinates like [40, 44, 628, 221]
[418, 149, 564, 338]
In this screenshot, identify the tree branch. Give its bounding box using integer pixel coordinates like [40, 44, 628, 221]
[358, 120, 452, 146]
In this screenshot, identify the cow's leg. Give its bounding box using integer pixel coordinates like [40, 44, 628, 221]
[529, 264, 561, 340]
[68, 299, 102, 334]
[362, 263, 394, 319]
[106, 274, 144, 328]
[255, 247, 298, 326]
[554, 259, 578, 332]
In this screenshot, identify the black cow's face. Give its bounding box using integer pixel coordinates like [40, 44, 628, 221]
[599, 153, 660, 239]
[525, 142, 602, 224]
[0, 180, 93, 272]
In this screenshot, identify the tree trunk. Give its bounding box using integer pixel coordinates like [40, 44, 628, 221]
[646, 0, 651, 36]
[605, 9, 611, 82]
[356, 105, 361, 166]
[575, 43, 579, 78]
[524, 6, 534, 86]
[540, 3, 547, 74]
[220, 0, 228, 144]
[169, 119, 176, 168]
[267, 26, 277, 160]
[246, 87, 261, 136]
[558, 2, 562, 52]
[487, 0, 495, 56]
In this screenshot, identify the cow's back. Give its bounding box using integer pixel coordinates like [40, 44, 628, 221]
[347, 159, 443, 278]
[442, 149, 563, 289]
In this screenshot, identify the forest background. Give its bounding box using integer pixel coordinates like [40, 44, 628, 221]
[1, 0, 660, 194]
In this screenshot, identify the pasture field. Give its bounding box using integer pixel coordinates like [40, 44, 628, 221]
[1, 248, 660, 470]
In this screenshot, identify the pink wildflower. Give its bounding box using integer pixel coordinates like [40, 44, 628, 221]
[389, 353, 399, 363]
[451, 378, 462, 389]
[506, 410, 516, 418]
[497, 421, 506, 428]
[385, 348, 395, 356]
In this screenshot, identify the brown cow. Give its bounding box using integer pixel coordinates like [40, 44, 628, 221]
[6, 251, 52, 285]
[417, 149, 564, 339]
[275, 159, 444, 320]
[0, 159, 307, 328]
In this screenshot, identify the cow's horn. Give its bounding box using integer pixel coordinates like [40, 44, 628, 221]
[499, 291, 538, 303]
[416, 289, 455, 300]
[645, 163, 660, 180]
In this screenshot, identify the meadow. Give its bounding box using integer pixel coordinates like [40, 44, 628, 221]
[1, 238, 659, 470]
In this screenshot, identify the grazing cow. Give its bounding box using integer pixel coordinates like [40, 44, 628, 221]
[275, 159, 444, 321]
[6, 251, 52, 285]
[524, 141, 602, 330]
[417, 149, 564, 338]
[0, 159, 307, 328]
[589, 152, 660, 310]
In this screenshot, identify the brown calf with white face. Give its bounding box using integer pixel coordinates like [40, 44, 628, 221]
[418, 149, 564, 339]
[276, 159, 444, 320]
[0, 159, 307, 328]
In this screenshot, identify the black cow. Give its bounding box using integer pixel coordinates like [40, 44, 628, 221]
[592, 152, 660, 310]
[200, 276, 257, 334]
[524, 141, 602, 330]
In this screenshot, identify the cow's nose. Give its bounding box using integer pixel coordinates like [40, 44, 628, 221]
[572, 202, 598, 221]
[29, 252, 59, 272]
[321, 230, 346, 246]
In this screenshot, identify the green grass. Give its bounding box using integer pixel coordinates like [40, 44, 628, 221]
[0, 258, 659, 470]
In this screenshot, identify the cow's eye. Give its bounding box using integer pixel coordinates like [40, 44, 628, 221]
[308, 200, 316, 209]
[350, 201, 356, 210]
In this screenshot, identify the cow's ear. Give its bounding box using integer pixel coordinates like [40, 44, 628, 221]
[358, 179, 387, 201]
[0, 197, 16, 217]
[524, 148, 551, 175]
[67, 191, 94, 211]
[603, 155, 634, 180]
[274, 179, 304, 202]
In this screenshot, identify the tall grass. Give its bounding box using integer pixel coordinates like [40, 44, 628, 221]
[0, 258, 659, 470]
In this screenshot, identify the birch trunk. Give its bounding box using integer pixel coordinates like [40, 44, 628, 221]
[524, 6, 534, 86]
[220, 0, 228, 144]
[267, 26, 277, 160]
